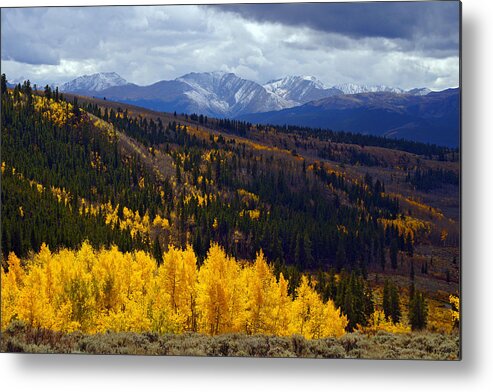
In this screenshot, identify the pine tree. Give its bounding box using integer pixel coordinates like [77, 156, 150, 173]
[383, 279, 391, 319]
[379, 243, 386, 271]
[409, 290, 427, 330]
[336, 238, 346, 271]
[382, 279, 401, 323]
[389, 284, 401, 323]
[406, 232, 414, 257]
[44, 84, 52, 100]
[153, 238, 163, 266]
[1, 73, 7, 94]
[390, 239, 398, 269]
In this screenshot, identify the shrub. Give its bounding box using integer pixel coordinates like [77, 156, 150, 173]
[0, 322, 459, 359]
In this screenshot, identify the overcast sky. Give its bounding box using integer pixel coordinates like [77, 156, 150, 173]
[1, 2, 460, 90]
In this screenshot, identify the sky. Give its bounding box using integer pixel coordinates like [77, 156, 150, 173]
[0, 1, 460, 90]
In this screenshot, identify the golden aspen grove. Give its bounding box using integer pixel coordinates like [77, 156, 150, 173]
[1, 242, 348, 338]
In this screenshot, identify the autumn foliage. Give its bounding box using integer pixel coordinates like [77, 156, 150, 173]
[1, 243, 348, 339]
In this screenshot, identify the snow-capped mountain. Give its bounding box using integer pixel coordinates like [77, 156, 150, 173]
[333, 83, 432, 96]
[90, 71, 295, 117]
[263, 78, 430, 104]
[61, 72, 129, 93]
[175, 71, 294, 117]
[59, 70, 434, 118]
[407, 87, 432, 96]
[334, 83, 406, 95]
[264, 76, 342, 104]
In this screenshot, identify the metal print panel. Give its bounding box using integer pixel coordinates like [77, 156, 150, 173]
[0, 1, 461, 359]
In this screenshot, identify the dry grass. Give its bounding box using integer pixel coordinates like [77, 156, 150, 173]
[1, 321, 459, 360]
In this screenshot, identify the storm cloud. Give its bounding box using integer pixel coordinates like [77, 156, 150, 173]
[215, 2, 459, 43]
[1, 2, 460, 91]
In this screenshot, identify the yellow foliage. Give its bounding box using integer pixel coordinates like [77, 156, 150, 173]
[379, 215, 431, 242]
[241, 250, 280, 334]
[1, 243, 348, 339]
[291, 275, 348, 339]
[184, 190, 208, 207]
[449, 295, 460, 324]
[358, 310, 411, 334]
[152, 246, 197, 333]
[441, 229, 449, 244]
[90, 114, 117, 139]
[5, 164, 72, 207]
[239, 209, 261, 220]
[196, 243, 241, 335]
[90, 201, 169, 241]
[1, 253, 25, 330]
[33, 96, 75, 127]
[153, 215, 170, 230]
[237, 188, 260, 204]
[393, 194, 445, 220]
[337, 225, 348, 235]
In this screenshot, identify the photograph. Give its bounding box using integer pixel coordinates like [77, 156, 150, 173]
[1, 1, 461, 360]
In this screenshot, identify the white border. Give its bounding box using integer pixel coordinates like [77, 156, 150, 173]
[2, 0, 492, 391]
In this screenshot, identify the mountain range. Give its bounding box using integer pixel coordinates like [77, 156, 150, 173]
[239, 88, 460, 147]
[57, 71, 459, 146]
[59, 71, 433, 116]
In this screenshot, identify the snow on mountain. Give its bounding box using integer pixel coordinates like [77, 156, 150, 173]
[407, 87, 432, 96]
[263, 77, 430, 104]
[333, 83, 431, 96]
[175, 71, 294, 117]
[61, 72, 129, 93]
[59, 70, 433, 117]
[264, 75, 325, 95]
[334, 83, 406, 95]
[264, 75, 341, 104]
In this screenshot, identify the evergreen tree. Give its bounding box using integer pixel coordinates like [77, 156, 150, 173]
[383, 279, 401, 323]
[1, 73, 7, 94]
[383, 279, 391, 319]
[409, 291, 427, 330]
[406, 232, 414, 257]
[153, 238, 163, 266]
[335, 271, 373, 330]
[379, 243, 386, 271]
[390, 239, 398, 269]
[336, 238, 346, 271]
[389, 284, 401, 323]
[44, 84, 52, 100]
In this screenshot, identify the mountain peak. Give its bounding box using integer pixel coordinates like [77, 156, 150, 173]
[333, 83, 405, 95]
[266, 75, 325, 88]
[173, 71, 290, 117]
[61, 72, 128, 92]
[264, 75, 335, 104]
[177, 70, 237, 81]
[407, 87, 432, 96]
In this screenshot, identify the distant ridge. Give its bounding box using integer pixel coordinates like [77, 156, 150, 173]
[58, 71, 435, 118]
[238, 88, 460, 147]
[54, 71, 458, 146]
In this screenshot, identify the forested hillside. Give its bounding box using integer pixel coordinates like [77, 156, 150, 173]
[1, 75, 460, 356]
